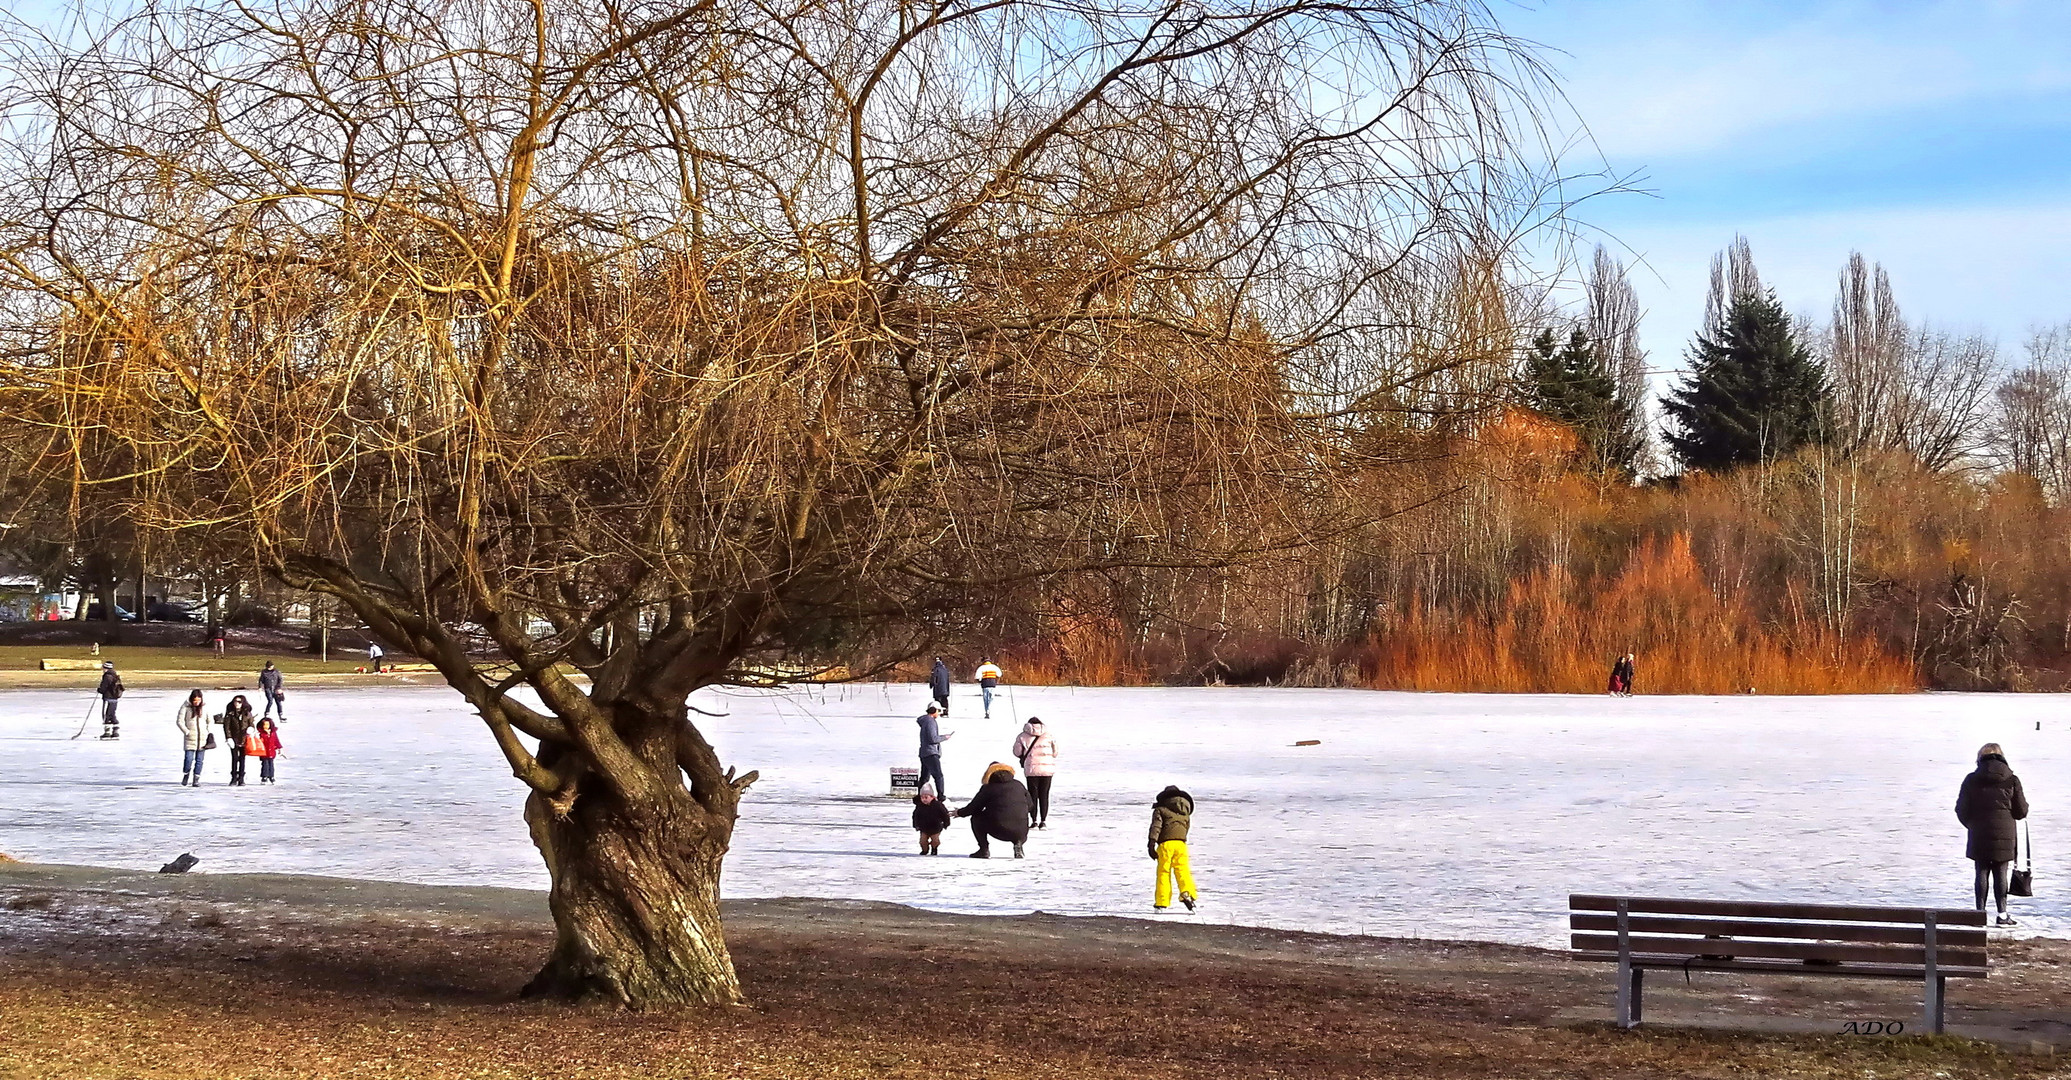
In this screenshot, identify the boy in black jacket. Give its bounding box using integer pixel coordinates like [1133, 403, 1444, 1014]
[911, 782, 952, 855]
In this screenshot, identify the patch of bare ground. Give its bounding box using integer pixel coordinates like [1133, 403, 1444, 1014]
[0, 874, 2063, 1079]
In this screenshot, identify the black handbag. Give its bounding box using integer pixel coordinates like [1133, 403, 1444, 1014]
[2009, 821, 2033, 897]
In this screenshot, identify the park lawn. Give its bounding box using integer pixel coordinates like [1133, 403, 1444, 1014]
[0, 644, 366, 675]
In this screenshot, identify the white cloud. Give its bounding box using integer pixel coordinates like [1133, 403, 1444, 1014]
[1523, 0, 2071, 160]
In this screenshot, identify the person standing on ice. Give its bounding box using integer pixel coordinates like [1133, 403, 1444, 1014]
[917, 704, 951, 800]
[1956, 742, 2029, 927]
[1608, 653, 1635, 695]
[258, 660, 286, 720]
[975, 657, 1003, 718]
[254, 717, 282, 784]
[928, 656, 952, 715]
[366, 641, 384, 674]
[175, 689, 210, 787]
[1012, 717, 1056, 828]
[217, 694, 256, 787]
[1148, 785, 1198, 912]
[95, 661, 124, 739]
[956, 762, 1032, 858]
[911, 781, 951, 855]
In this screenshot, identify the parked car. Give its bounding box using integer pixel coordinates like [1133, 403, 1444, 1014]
[147, 600, 202, 623]
[83, 603, 137, 621]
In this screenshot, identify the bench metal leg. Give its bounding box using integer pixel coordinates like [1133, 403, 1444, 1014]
[1615, 900, 1637, 1029]
[1630, 966, 1644, 1025]
[1923, 913, 1942, 1035]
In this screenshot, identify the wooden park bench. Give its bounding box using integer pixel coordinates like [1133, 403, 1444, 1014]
[1569, 895, 1989, 1034]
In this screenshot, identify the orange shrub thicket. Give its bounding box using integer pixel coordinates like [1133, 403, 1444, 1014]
[1357, 533, 1920, 694]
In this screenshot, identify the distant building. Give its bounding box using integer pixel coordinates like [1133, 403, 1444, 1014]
[0, 575, 73, 621]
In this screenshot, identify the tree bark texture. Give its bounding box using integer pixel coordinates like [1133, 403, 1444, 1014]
[519, 759, 743, 1007]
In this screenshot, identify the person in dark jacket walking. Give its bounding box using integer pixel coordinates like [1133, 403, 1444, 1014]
[911, 781, 952, 855]
[1956, 743, 2030, 926]
[259, 661, 286, 720]
[1149, 785, 1198, 911]
[957, 763, 1032, 858]
[928, 657, 952, 716]
[917, 704, 951, 800]
[218, 695, 256, 786]
[96, 661, 124, 739]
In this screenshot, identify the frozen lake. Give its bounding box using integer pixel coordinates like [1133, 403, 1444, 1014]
[1, 683, 2064, 947]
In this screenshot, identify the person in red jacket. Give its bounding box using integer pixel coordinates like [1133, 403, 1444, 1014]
[254, 717, 283, 784]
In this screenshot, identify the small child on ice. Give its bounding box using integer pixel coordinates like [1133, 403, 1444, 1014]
[254, 717, 283, 784]
[911, 781, 951, 855]
[1148, 785, 1198, 912]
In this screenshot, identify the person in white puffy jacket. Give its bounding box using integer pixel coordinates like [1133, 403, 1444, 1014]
[975, 659, 1003, 718]
[1012, 717, 1057, 828]
[174, 689, 210, 787]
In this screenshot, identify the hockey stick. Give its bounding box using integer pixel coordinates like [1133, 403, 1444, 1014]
[70, 695, 99, 740]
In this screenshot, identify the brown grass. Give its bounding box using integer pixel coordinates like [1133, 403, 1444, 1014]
[1357, 533, 1922, 694]
[0, 904, 2058, 1080]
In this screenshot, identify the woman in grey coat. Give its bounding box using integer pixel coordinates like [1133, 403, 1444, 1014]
[174, 689, 210, 787]
[1955, 742, 2029, 926]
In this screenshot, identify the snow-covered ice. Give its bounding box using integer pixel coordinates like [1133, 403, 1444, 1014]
[2, 683, 2064, 947]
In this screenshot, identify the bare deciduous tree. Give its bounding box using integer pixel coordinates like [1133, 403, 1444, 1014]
[1581, 244, 1650, 475]
[1992, 326, 2071, 501]
[1701, 233, 1763, 331]
[1828, 252, 1907, 455]
[1825, 253, 1995, 471]
[0, 0, 1559, 1006]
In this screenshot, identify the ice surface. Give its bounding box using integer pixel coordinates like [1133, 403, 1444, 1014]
[2, 682, 2064, 947]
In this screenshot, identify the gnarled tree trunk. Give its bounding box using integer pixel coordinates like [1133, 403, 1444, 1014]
[520, 776, 742, 1007]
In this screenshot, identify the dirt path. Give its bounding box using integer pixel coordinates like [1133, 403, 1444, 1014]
[1, 864, 2066, 1078]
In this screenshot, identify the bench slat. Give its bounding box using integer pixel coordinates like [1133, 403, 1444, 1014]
[1569, 913, 1989, 947]
[1572, 933, 1985, 968]
[1571, 951, 1987, 980]
[1570, 894, 1984, 926]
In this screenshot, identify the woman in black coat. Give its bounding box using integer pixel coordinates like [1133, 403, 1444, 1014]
[956, 763, 1032, 859]
[1955, 742, 2029, 926]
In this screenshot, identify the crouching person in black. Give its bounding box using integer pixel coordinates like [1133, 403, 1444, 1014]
[957, 762, 1032, 859]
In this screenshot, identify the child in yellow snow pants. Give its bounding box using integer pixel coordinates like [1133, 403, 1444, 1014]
[1154, 839, 1196, 909]
[1148, 785, 1197, 911]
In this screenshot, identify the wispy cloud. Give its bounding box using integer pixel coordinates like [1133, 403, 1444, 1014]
[1512, 0, 2071, 369]
[1521, 0, 2071, 160]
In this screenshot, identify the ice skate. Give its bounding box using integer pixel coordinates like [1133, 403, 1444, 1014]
[1997, 913, 2018, 927]
[1012, 842, 1025, 858]
[969, 849, 989, 858]
[1181, 895, 1196, 912]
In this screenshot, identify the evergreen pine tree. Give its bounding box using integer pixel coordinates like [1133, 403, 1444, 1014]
[1663, 290, 1833, 471]
[1520, 326, 1642, 475]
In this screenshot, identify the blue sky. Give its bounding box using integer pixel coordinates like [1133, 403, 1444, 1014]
[10, 0, 2066, 373]
[1506, 0, 2071, 368]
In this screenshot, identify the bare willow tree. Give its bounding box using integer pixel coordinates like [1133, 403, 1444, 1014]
[0, 0, 1556, 1005]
